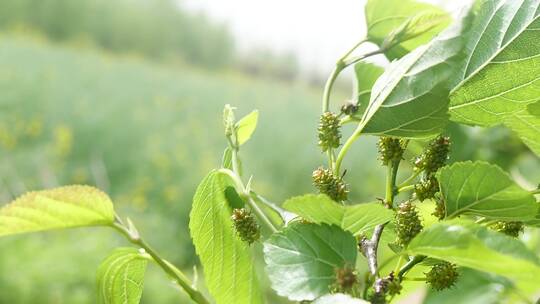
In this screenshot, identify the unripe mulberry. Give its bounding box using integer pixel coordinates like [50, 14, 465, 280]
[414, 136, 450, 175]
[432, 199, 446, 220]
[333, 265, 357, 292]
[231, 208, 260, 244]
[415, 176, 440, 202]
[491, 221, 524, 238]
[395, 201, 423, 247]
[426, 261, 459, 291]
[377, 137, 405, 166]
[312, 167, 348, 201]
[318, 112, 341, 152]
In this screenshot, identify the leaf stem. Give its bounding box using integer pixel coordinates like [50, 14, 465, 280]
[397, 184, 415, 193]
[385, 165, 395, 208]
[225, 140, 279, 233]
[334, 123, 364, 175]
[112, 221, 210, 304]
[246, 196, 278, 233]
[397, 255, 426, 280]
[531, 188, 540, 195]
[402, 277, 426, 281]
[397, 171, 420, 189]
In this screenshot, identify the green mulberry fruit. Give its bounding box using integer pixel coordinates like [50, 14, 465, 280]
[385, 273, 402, 296]
[415, 176, 440, 202]
[426, 261, 459, 291]
[414, 136, 450, 175]
[318, 112, 341, 152]
[312, 167, 348, 201]
[377, 137, 405, 166]
[432, 199, 446, 220]
[231, 208, 260, 244]
[395, 201, 423, 247]
[491, 221, 524, 238]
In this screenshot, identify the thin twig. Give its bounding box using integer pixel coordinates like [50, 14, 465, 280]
[113, 221, 210, 304]
[360, 223, 388, 293]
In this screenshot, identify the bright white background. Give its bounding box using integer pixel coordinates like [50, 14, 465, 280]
[183, 0, 463, 72]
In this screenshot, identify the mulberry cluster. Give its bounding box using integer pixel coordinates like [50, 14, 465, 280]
[231, 208, 260, 244]
[312, 167, 348, 201]
[395, 201, 423, 247]
[414, 176, 440, 202]
[491, 221, 524, 238]
[318, 112, 341, 152]
[426, 261, 459, 291]
[377, 137, 405, 166]
[414, 136, 450, 175]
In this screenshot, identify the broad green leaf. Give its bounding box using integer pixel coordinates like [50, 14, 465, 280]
[449, 0, 540, 127]
[282, 194, 392, 236]
[0, 185, 115, 237]
[235, 110, 258, 145]
[263, 223, 357, 301]
[357, 7, 473, 138]
[97, 248, 148, 304]
[407, 220, 540, 282]
[314, 293, 369, 304]
[437, 161, 537, 220]
[424, 268, 512, 304]
[354, 62, 384, 118]
[504, 101, 540, 156]
[189, 171, 262, 304]
[365, 0, 450, 60]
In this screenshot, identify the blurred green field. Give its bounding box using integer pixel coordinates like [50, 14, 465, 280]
[0, 34, 387, 303]
[1, 31, 538, 304]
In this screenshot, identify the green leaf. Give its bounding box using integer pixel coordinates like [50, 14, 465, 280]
[0, 185, 115, 237]
[449, 0, 540, 127]
[314, 293, 369, 304]
[504, 101, 540, 156]
[282, 194, 393, 236]
[235, 110, 259, 146]
[407, 220, 540, 282]
[357, 7, 473, 138]
[354, 62, 384, 117]
[189, 171, 262, 304]
[263, 223, 357, 301]
[97, 248, 148, 304]
[437, 161, 537, 220]
[365, 0, 450, 60]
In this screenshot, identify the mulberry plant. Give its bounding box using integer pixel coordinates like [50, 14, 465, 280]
[1, 0, 540, 304]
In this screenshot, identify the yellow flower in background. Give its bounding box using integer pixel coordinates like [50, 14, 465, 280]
[53, 125, 73, 157]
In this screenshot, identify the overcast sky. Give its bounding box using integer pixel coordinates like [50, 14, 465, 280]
[183, 0, 462, 73]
